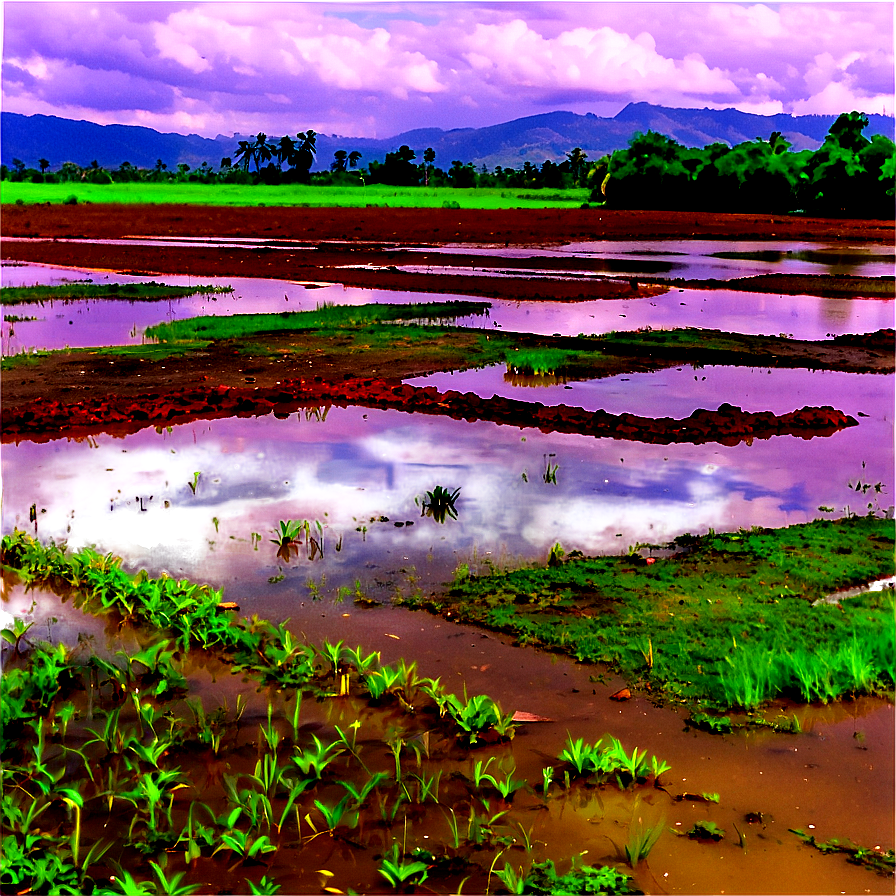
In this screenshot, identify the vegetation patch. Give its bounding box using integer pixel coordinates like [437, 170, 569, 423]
[790, 829, 895, 877]
[399, 516, 896, 710]
[0, 531, 662, 895]
[0, 281, 232, 305]
[145, 300, 491, 343]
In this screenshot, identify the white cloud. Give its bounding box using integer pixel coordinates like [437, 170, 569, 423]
[792, 81, 894, 116]
[460, 20, 737, 97]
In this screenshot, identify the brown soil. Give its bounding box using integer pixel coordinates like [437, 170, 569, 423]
[2, 205, 892, 441]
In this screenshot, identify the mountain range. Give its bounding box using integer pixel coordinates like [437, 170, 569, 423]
[2, 103, 894, 173]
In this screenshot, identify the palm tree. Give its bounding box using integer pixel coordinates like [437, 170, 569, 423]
[38, 158, 49, 181]
[234, 139, 253, 171]
[331, 150, 348, 173]
[275, 136, 295, 171]
[290, 130, 317, 181]
[348, 150, 362, 169]
[423, 147, 435, 186]
[250, 133, 274, 172]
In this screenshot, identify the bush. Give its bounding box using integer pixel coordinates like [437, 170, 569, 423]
[62, 195, 78, 205]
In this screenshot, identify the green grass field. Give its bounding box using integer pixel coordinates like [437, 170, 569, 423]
[0, 181, 591, 209]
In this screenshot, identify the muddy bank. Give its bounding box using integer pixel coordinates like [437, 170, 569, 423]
[2, 370, 858, 447]
[4, 203, 894, 244]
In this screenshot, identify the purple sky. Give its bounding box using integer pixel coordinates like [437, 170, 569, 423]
[2, 2, 893, 139]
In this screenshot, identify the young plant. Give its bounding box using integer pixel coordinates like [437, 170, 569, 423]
[378, 844, 430, 889]
[624, 813, 666, 866]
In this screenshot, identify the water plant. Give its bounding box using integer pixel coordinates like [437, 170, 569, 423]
[417, 486, 461, 524]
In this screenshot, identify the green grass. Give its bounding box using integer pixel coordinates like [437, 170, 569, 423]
[1, 182, 591, 209]
[144, 300, 491, 343]
[0, 282, 231, 306]
[1, 342, 201, 372]
[400, 516, 896, 710]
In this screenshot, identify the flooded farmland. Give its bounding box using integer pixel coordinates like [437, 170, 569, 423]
[1, 231, 894, 895]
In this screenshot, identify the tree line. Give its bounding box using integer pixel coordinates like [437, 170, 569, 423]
[2, 112, 892, 217]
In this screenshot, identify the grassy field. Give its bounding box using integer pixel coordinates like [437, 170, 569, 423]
[0, 181, 591, 209]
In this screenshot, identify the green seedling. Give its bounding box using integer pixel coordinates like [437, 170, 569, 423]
[291, 734, 343, 780]
[188, 472, 200, 495]
[558, 734, 605, 778]
[148, 857, 201, 896]
[442, 692, 516, 745]
[604, 736, 650, 784]
[1, 617, 35, 655]
[624, 813, 666, 866]
[408, 769, 442, 804]
[650, 755, 671, 783]
[378, 844, 430, 889]
[271, 520, 302, 562]
[214, 829, 278, 866]
[248, 876, 282, 895]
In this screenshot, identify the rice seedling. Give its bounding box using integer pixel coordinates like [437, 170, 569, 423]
[603, 737, 650, 785]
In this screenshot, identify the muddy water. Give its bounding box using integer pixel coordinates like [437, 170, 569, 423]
[2, 579, 893, 896]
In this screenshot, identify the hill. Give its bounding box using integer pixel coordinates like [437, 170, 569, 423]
[2, 104, 893, 173]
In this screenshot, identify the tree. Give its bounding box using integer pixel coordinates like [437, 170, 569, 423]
[275, 136, 295, 171]
[38, 158, 49, 181]
[422, 147, 436, 186]
[289, 130, 317, 181]
[234, 140, 253, 171]
[566, 147, 588, 185]
[349, 150, 362, 169]
[331, 150, 348, 173]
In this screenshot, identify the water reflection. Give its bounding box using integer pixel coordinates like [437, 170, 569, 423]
[2, 263, 893, 354]
[3, 396, 890, 610]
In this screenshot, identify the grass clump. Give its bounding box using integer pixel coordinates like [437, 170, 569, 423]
[0, 281, 232, 305]
[505, 347, 581, 375]
[145, 300, 491, 343]
[402, 516, 895, 709]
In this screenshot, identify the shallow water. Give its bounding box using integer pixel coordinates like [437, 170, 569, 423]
[419, 238, 896, 279]
[2, 242, 893, 893]
[2, 262, 893, 354]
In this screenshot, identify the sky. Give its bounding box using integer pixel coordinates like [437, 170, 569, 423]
[2, 2, 893, 140]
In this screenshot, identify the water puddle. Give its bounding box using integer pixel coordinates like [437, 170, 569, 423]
[412, 238, 896, 279]
[2, 263, 893, 353]
[3, 398, 891, 605]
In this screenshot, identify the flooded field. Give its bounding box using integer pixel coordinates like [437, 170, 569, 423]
[1, 235, 894, 895]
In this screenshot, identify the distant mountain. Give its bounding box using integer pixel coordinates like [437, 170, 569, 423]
[3, 104, 893, 173]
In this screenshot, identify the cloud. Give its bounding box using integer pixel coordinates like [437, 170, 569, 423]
[1, 2, 892, 137]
